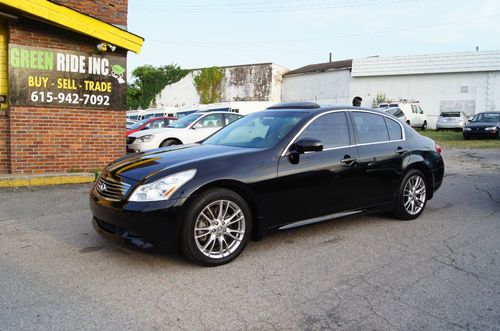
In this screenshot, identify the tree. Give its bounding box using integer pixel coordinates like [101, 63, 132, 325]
[127, 64, 189, 110]
[372, 92, 387, 108]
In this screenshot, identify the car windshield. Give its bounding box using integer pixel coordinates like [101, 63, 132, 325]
[471, 113, 500, 123]
[129, 118, 151, 129]
[167, 113, 203, 128]
[440, 112, 460, 117]
[204, 111, 308, 148]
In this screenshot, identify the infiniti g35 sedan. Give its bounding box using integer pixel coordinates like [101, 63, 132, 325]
[90, 102, 444, 266]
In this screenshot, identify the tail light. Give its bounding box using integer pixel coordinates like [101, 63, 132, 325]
[435, 143, 442, 154]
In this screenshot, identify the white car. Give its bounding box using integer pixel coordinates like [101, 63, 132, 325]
[126, 111, 243, 153]
[378, 101, 428, 130]
[436, 111, 467, 130]
[373, 107, 407, 124]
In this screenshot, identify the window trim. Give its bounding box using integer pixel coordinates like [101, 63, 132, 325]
[281, 109, 406, 157]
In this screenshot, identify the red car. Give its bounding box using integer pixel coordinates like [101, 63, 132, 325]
[126, 116, 177, 136]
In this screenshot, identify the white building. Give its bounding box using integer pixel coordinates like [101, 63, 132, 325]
[282, 50, 500, 128]
[154, 63, 288, 114]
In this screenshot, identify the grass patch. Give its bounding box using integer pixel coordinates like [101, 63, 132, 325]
[417, 129, 500, 149]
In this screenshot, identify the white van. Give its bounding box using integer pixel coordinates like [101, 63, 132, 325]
[378, 101, 428, 130]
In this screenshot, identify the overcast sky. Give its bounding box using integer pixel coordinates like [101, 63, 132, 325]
[127, 0, 500, 74]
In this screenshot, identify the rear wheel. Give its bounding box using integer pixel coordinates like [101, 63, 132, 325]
[393, 169, 427, 220]
[181, 188, 252, 266]
[421, 121, 427, 130]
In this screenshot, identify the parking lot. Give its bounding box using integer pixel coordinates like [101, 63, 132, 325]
[0, 148, 499, 330]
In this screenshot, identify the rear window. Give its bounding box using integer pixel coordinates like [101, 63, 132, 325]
[352, 112, 389, 144]
[440, 112, 460, 117]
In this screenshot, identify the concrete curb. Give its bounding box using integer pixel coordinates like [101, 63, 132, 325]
[0, 173, 96, 188]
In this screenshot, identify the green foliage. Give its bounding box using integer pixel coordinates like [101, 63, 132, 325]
[419, 130, 500, 149]
[194, 67, 225, 104]
[372, 92, 387, 108]
[127, 64, 189, 110]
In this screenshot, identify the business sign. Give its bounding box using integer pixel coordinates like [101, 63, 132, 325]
[8, 45, 127, 110]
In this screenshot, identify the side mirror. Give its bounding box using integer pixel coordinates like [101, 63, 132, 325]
[294, 139, 323, 154]
[141, 127, 149, 130]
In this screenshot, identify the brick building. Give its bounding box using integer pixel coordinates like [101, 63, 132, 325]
[0, 0, 143, 174]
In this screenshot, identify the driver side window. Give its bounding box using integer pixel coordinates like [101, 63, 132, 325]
[297, 112, 350, 149]
[197, 114, 223, 128]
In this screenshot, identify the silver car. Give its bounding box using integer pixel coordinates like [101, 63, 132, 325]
[436, 111, 467, 130]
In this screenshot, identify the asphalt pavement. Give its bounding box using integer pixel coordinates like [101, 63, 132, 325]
[0, 148, 499, 330]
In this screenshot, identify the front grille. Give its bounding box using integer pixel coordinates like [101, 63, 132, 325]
[126, 136, 136, 144]
[94, 175, 131, 202]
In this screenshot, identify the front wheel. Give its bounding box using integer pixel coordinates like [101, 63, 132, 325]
[181, 188, 252, 266]
[393, 169, 428, 220]
[421, 121, 427, 130]
[160, 139, 180, 147]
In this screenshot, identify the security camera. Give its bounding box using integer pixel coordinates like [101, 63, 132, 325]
[97, 42, 116, 52]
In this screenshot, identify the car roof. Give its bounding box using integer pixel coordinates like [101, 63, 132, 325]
[266, 102, 377, 114]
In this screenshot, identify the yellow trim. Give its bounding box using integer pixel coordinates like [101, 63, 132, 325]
[0, 0, 144, 53]
[0, 17, 7, 110]
[0, 173, 96, 187]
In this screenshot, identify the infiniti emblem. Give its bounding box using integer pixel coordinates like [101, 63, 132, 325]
[98, 182, 107, 192]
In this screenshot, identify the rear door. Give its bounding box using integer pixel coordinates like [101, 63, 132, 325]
[350, 111, 408, 207]
[274, 111, 362, 227]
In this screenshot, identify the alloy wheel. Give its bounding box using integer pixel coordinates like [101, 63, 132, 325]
[403, 175, 426, 215]
[193, 200, 246, 259]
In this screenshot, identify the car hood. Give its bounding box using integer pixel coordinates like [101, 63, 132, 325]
[465, 121, 499, 128]
[106, 144, 257, 181]
[129, 127, 184, 138]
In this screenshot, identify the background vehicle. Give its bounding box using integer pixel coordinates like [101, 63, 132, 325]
[436, 111, 467, 130]
[126, 111, 243, 153]
[126, 116, 177, 136]
[378, 101, 428, 129]
[91, 103, 444, 266]
[463, 112, 500, 139]
[374, 106, 407, 124]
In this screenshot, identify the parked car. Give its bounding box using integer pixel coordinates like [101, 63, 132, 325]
[378, 101, 428, 129]
[126, 120, 137, 130]
[463, 111, 500, 139]
[126, 116, 177, 136]
[374, 106, 407, 124]
[126, 111, 243, 153]
[436, 111, 467, 130]
[90, 102, 445, 266]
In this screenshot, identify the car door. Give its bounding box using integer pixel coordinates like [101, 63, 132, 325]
[350, 111, 408, 207]
[189, 113, 224, 142]
[273, 111, 362, 228]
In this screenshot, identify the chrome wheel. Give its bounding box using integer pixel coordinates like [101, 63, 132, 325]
[194, 200, 246, 259]
[403, 175, 426, 215]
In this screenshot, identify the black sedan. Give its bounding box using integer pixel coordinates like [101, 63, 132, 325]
[90, 103, 444, 266]
[463, 112, 500, 139]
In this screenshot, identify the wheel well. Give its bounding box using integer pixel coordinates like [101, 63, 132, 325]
[160, 138, 182, 146]
[405, 163, 434, 200]
[187, 181, 262, 241]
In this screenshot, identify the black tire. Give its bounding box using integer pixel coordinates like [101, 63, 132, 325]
[464, 135, 470, 140]
[393, 169, 428, 220]
[406, 120, 410, 126]
[180, 188, 252, 266]
[421, 121, 427, 130]
[160, 139, 180, 147]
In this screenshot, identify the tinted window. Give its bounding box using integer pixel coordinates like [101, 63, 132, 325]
[385, 117, 402, 140]
[417, 105, 424, 114]
[352, 112, 389, 143]
[441, 112, 460, 117]
[297, 112, 350, 149]
[411, 105, 418, 114]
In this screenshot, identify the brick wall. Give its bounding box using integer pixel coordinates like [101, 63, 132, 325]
[0, 113, 9, 173]
[4, 17, 127, 174]
[9, 107, 125, 174]
[50, 0, 127, 26]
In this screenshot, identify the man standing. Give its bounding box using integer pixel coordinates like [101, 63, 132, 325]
[352, 96, 362, 107]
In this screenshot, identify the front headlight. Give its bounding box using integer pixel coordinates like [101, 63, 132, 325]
[128, 169, 197, 202]
[137, 134, 154, 143]
[485, 127, 498, 131]
[463, 128, 472, 131]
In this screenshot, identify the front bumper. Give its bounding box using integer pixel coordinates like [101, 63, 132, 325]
[127, 140, 159, 154]
[90, 191, 184, 252]
[463, 129, 498, 138]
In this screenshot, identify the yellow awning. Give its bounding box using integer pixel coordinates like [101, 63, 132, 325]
[0, 0, 144, 53]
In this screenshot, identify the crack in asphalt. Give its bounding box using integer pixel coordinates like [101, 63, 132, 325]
[474, 185, 500, 206]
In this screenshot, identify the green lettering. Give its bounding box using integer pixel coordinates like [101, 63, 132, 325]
[44, 51, 54, 70]
[20, 49, 30, 68]
[10, 48, 19, 67]
[30, 50, 37, 69]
